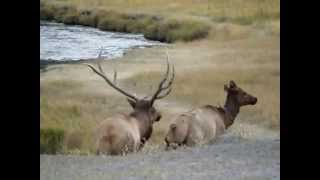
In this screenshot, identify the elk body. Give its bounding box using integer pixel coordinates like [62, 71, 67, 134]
[86, 54, 174, 155]
[165, 80, 257, 149]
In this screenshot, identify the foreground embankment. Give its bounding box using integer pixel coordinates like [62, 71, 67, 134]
[40, 134, 280, 180]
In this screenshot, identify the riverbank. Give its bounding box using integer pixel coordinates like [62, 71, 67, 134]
[40, 0, 279, 43]
[40, 1, 211, 43]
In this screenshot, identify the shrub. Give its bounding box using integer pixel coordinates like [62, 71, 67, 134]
[144, 19, 210, 42]
[171, 20, 210, 42]
[62, 13, 79, 25]
[77, 9, 99, 27]
[40, 4, 55, 20]
[53, 5, 77, 23]
[40, 128, 65, 154]
[144, 19, 178, 42]
[123, 14, 158, 33]
[97, 12, 129, 32]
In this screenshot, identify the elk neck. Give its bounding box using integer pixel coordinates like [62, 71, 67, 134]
[129, 111, 153, 141]
[223, 93, 240, 128]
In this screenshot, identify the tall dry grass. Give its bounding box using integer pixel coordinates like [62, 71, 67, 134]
[40, 34, 279, 153]
[55, 0, 279, 24]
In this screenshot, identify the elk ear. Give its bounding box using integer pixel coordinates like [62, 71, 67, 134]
[224, 84, 229, 92]
[229, 80, 237, 88]
[127, 98, 136, 109]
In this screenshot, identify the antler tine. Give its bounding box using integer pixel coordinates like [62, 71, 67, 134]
[155, 86, 172, 100]
[159, 63, 175, 91]
[150, 55, 170, 103]
[156, 65, 175, 99]
[150, 49, 175, 104]
[158, 54, 171, 89]
[84, 63, 138, 101]
[154, 63, 175, 100]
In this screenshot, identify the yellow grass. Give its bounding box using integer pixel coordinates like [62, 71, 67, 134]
[64, 0, 279, 22]
[40, 34, 279, 153]
[41, 0, 280, 36]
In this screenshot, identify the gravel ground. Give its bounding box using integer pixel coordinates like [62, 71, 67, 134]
[40, 130, 280, 180]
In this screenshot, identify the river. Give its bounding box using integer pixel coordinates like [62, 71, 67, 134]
[40, 21, 163, 61]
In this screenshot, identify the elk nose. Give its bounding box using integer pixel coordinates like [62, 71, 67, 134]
[252, 97, 258, 105]
[156, 114, 162, 122]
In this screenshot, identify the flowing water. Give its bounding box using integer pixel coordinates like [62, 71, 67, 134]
[40, 21, 163, 61]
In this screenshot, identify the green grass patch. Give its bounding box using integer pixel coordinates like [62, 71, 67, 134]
[40, 79, 128, 154]
[40, 128, 65, 154]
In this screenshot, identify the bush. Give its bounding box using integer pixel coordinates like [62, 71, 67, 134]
[169, 20, 210, 42]
[40, 5, 55, 20]
[77, 9, 99, 27]
[40, 128, 65, 154]
[144, 19, 210, 43]
[97, 12, 129, 32]
[54, 5, 76, 23]
[62, 13, 79, 25]
[124, 14, 158, 33]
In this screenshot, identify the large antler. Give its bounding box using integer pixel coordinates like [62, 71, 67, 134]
[150, 49, 175, 105]
[85, 61, 138, 102]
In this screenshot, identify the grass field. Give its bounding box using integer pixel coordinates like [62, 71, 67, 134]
[58, 0, 279, 23]
[40, 36, 279, 154]
[40, 0, 279, 154]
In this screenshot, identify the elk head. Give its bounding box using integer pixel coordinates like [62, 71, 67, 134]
[224, 80, 257, 106]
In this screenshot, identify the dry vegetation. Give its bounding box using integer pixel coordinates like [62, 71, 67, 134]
[40, 0, 280, 42]
[61, 0, 279, 23]
[40, 0, 279, 154]
[40, 37, 279, 154]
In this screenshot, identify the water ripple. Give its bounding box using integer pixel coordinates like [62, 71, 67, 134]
[40, 21, 164, 61]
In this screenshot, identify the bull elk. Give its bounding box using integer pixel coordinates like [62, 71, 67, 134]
[85, 54, 175, 155]
[165, 80, 257, 149]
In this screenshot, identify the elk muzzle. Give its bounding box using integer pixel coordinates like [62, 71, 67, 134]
[251, 97, 258, 105]
[155, 114, 162, 122]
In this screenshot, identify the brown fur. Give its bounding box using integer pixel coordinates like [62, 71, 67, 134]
[87, 55, 174, 155]
[96, 100, 161, 155]
[165, 80, 257, 149]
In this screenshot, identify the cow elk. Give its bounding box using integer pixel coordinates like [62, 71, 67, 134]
[165, 80, 257, 149]
[85, 54, 175, 155]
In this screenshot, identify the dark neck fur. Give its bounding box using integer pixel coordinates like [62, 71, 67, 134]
[223, 93, 240, 128]
[129, 111, 153, 143]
